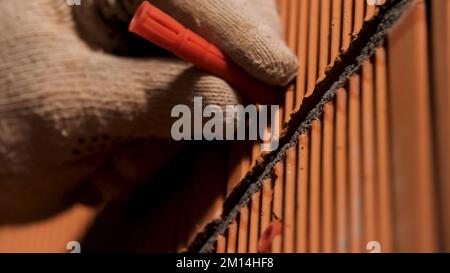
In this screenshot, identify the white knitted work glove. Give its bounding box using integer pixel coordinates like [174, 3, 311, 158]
[0, 0, 297, 223]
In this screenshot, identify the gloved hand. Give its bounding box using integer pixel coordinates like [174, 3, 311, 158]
[0, 0, 297, 223]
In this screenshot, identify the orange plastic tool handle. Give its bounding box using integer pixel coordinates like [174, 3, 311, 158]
[129, 1, 281, 104]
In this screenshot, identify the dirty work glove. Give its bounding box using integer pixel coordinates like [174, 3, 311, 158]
[0, 0, 297, 223]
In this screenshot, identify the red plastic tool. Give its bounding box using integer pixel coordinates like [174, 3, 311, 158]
[129, 1, 281, 104]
